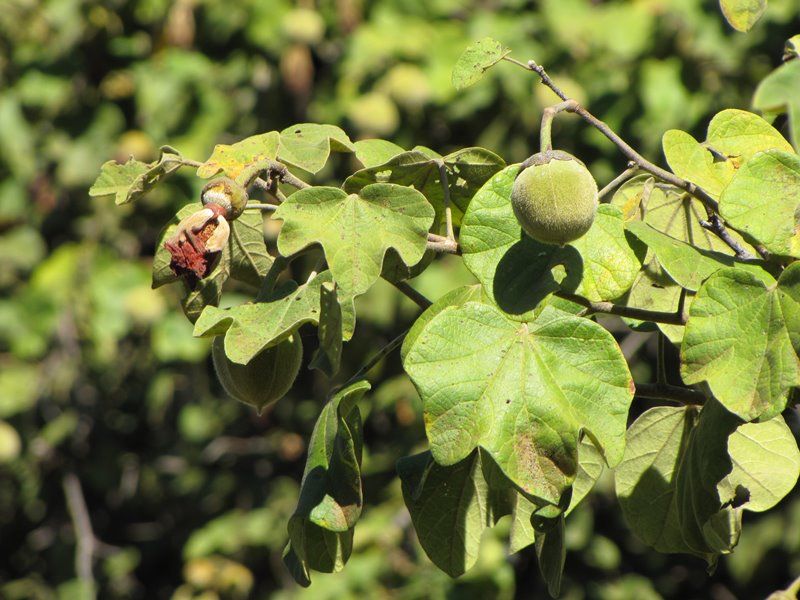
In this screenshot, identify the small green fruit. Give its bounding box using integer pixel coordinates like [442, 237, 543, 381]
[201, 177, 248, 220]
[212, 334, 303, 413]
[511, 150, 598, 245]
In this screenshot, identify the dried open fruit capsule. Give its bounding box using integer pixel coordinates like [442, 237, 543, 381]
[511, 150, 598, 246]
[201, 177, 249, 220]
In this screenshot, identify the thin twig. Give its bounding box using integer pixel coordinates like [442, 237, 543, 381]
[436, 160, 455, 241]
[245, 203, 279, 212]
[557, 292, 687, 325]
[656, 332, 667, 385]
[509, 58, 719, 212]
[698, 214, 757, 260]
[427, 232, 460, 254]
[598, 163, 638, 201]
[63, 473, 97, 598]
[391, 280, 433, 310]
[339, 331, 407, 390]
[635, 383, 705, 405]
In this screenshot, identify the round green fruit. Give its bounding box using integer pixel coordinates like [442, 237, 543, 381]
[212, 334, 303, 413]
[511, 150, 598, 245]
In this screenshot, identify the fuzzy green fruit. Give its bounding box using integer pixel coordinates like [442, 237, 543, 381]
[511, 150, 598, 245]
[212, 334, 303, 413]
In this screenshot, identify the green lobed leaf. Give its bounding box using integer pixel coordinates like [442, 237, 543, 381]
[754, 59, 800, 150]
[277, 123, 356, 174]
[400, 284, 484, 362]
[403, 301, 634, 505]
[625, 220, 770, 292]
[89, 158, 149, 205]
[343, 147, 505, 227]
[452, 37, 511, 91]
[719, 0, 767, 32]
[353, 139, 406, 168]
[284, 381, 370, 585]
[194, 271, 336, 364]
[397, 449, 513, 577]
[461, 166, 640, 317]
[197, 132, 280, 179]
[309, 282, 343, 377]
[719, 149, 800, 258]
[273, 183, 435, 295]
[681, 263, 800, 421]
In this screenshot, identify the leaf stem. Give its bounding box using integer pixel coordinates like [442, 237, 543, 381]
[391, 280, 433, 310]
[436, 160, 455, 241]
[339, 331, 407, 390]
[427, 232, 460, 254]
[698, 214, 757, 260]
[634, 383, 705, 405]
[245, 203, 279, 212]
[557, 292, 687, 325]
[598, 163, 638, 201]
[656, 332, 667, 385]
[538, 100, 575, 153]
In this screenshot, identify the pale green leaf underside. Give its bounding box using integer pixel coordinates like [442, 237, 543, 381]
[720, 414, 800, 512]
[343, 147, 505, 227]
[274, 183, 435, 295]
[615, 406, 700, 554]
[461, 166, 640, 317]
[352, 139, 405, 168]
[611, 174, 749, 255]
[681, 263, 800, 421]
[719, 149, 800, 258]
[398, 449, 499, 577]
[278, 123, 355, 174]
[197, 132, 280, 179]
[625, 220, 770, 292]
[309, 282, 343, 377]
[452, 37, 511, 91]
[719, 0, 767, 32]
[403, 301, 633, 505]
[90, 148, 182, 205]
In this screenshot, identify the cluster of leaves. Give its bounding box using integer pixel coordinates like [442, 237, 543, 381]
[87, 24, 800, 595]
[5, 1, 800, 598]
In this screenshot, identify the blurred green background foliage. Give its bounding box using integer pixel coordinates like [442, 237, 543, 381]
[1, 0, 799, 598]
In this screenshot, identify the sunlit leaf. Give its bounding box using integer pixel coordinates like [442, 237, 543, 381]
[274, 184, 434, 295]
[452, 37, 511, 91]
[278, 123, 355, 174]
[719, 0, 767, 32]
[403, 301, 633, 505]
[719, 149, 800, 258]
[681, 263, 800, 421]
[197, 132, 280, 179]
